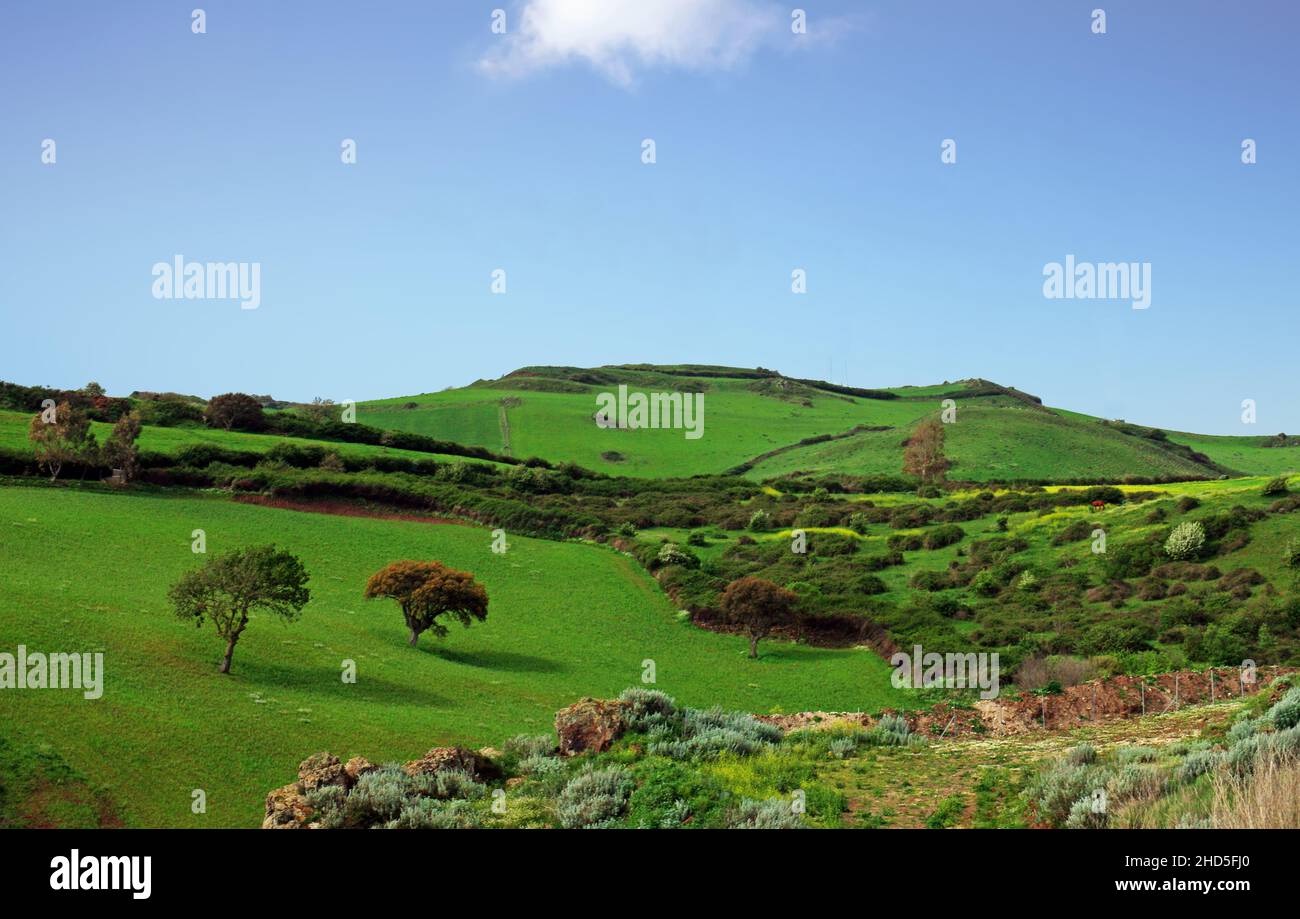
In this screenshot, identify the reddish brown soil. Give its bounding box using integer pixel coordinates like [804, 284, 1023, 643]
[760, 666, 1294, 739]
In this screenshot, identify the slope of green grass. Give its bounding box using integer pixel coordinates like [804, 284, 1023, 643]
[363, 374, 934, 477]
[0, 410, 503, 468]
[359, 367, 1265, 483]
[0, 483, 902, 827]
[1165, 431, 1300, 477]
[746, 404, 1218, 482]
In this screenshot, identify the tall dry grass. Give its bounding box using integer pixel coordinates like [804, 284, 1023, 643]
[1211, 753, 1300, 828]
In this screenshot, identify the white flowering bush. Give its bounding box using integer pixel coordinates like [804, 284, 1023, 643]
[1164, 521, 1205, 560]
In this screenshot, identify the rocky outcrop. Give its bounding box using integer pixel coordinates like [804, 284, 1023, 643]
[402, 746, 481, 778]
[555, 697, 628, 754]
[262, 752, 350, 829]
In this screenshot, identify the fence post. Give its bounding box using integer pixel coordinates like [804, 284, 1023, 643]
[1041, 697, 1047, 729]
[1211, 669, 1215, 703]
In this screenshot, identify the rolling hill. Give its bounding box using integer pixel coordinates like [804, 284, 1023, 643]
[359, 365, 1294, 483]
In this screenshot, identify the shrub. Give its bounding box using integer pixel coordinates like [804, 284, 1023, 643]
[748, 509, 772, 532]
[922, 524, 964, 550]
[1114, 746, 1158, 765]
[1262, 476, 1290, 497]
[504, 734, 556, 760]
[909, 570, 952, 592]
[388, 798, 481, 829]
[1177, 749, 1225, 784]
[1285, 539, 1300, 570]
[556, 766, 634, 828]
[1272, 698, 1300, 731]
[1164, 521, 1206, 560]
[847, 512, 871, 535]
[726, 797, 804, 829]
[1065, 743, 1097, 766]
[648, 706, 782, 760]
[970, 569, 1001, 598]
[618, 687, 681, 734]
[854, 574, 888, 595]
[656, 542, 699, 569]
[1028, 761, 1102, 827]
[1065, 795, 1107, 829]
[1051, 519, 1093, 545]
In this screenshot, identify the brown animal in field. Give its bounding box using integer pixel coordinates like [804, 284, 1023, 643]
[1090, 500, 1105, 512]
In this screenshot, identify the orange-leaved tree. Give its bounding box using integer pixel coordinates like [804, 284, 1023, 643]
[903, 419, 950, 487]
[364, 561, 489, 647]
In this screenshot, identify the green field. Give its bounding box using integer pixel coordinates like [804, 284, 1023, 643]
[0, 483, 902, 827]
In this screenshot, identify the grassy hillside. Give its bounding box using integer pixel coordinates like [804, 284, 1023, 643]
[359, 366, 1276, 483]
[1166, 431, 1300, 478]
[746, 403, 1223, 482]
[0, 483, 901, 827]
[360, 367, 936, 476]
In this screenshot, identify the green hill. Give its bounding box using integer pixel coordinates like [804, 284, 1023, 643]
[359, 366, 1288, 483]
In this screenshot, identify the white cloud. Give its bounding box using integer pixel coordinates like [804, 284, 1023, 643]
[479, 0, 788, 87]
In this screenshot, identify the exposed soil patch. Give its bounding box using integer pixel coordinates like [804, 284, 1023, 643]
[759, 666, 1293, 739]
[233, 494, 470, 526]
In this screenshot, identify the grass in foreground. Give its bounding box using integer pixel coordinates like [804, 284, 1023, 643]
[0, 483, 902, 827]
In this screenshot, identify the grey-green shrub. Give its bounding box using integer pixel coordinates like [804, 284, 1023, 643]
[1114, 745, 1157, 765]
[1065, 743, 1097, 766]
[504, 733, 555, 759]
[434, 769, 485, 801]
[727, 797, 804, 829]
[1177, 749, 1225, 783]
[1108, 764, 1166, 802]
[648, 706, 781, 760]
[1065, 795, 1107, 829]
[387, 798, 481, 829]
[619, 687, 681, 733]
[1226, 719, 1258, 744]
[556, 766, 633, 829]
[1028, 761, 1106, 827]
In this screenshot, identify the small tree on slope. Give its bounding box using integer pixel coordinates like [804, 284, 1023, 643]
[169, 545, 311, 673]
[364, 561, 489, 647]
[721, 576, 800, 660]
[903, 419, 950, 488]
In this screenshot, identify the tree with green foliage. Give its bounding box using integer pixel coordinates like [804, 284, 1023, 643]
[720, 576, 799, 659]
[27, 401, 97, 481]
[364, 560, 489, 647]
[169, 545, 311, 673]
[102, 410, 142, 482]
[204, 392, 265, 432]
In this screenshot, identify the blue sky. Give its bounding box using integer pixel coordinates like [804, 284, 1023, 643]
[1, 1, 1295, 434]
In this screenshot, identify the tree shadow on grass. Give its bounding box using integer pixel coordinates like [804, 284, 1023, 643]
[431, 647, 565, 674]
[233, 660, 450, 708]
[755, 646, 857, 664]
